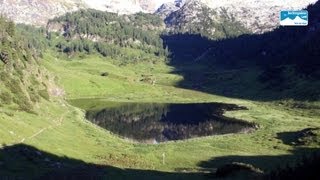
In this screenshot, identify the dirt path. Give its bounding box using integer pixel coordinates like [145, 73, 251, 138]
[19, 113, 66, 143]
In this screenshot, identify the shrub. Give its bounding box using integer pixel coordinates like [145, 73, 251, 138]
[0, 91, 13, 104]
[216, 162, 263, 178]
[4, 78, 23, 95]
[101, 72, 109, 77]
[39, 89, 50, 101]
[0, 71, 6, 81]
[17, 98, 34, 113]
[28, 89, 40, 103]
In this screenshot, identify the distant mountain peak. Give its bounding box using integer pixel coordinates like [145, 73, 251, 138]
[157, 0, 317, 34]
[0, 0, 173, 25]
[0, 0, 317, 34]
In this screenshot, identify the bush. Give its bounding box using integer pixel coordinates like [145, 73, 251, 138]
[39, 89, 50, 101]
[0, 91, 13, 104]
[216, 162, 263, 178]
[17, 98, 34, 113]
[4, 78, 23, 95]
[0, 71, 6, 81]
[101, 72, 109, 77]
[28, 89, 40, 103]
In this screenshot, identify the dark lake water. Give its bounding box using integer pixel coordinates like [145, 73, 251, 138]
[76, 101, 257, 143]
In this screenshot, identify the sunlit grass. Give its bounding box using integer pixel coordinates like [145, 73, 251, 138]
[0, 52, 319, 178]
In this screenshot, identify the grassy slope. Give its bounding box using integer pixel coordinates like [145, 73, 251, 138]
[1, 52, 319, 178]
[43, 52, 231, 103]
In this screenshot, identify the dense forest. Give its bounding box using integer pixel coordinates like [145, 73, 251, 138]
[0, 2, 319, 179]
[45, 8, 248, 62]
[161, 2, 320, 101]
[165, 5, 249, 39]
[0, 17, 50, 112]
[47, 10, 169, 61]
[2, 4, 319, 102]
[195, 3, 320, 78]
[164, 2, 320, 71]
[168, 2, 320, 77]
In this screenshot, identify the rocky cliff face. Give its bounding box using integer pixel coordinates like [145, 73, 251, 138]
[0, 0, 83, 25]
[0, 0, 318, 33]
[0, 0, 171, 25]
[158, 0, 318, 33]
[84, 0, 175, 13]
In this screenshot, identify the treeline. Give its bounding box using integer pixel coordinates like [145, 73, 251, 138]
[0, 17, 50, 113]
[16, 24, 48, 55]
[0, 16, 16, 63]
[165, 1, 320, 77]
[164, 5, 249, 40]
[161, 2, 320, 101]
[48, 9, 169, 59]
[214, 1, 319, 76]
[162, 33, 214, 63]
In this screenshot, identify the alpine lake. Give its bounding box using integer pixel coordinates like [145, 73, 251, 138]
[70, 99, 258, 144]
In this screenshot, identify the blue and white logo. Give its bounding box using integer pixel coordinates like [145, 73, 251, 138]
[280, 10, 308, 26]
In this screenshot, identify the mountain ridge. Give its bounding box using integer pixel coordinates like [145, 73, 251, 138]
[1, 0, 317, 31]
[159, 0, 317, 33]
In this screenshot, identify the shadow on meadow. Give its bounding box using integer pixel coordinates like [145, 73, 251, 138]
[0, 143, 208, 180]
[197, 128, 320, 179]
[162, 1, 320, 102]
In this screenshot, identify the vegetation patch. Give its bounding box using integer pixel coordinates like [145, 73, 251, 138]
[215, 162, 263, 178]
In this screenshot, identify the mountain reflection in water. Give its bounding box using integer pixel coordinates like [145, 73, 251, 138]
[85, 102, 257, 143]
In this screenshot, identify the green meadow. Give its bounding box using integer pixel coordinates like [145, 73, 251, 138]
[1, 51, 319, 178]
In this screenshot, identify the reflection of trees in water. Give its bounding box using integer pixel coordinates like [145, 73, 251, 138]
[86, 103, 256, 143]
[86, 103, 169, 141]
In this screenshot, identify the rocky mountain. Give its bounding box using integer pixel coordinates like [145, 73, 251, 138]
[0, 0, 83, 25]
[0, 0, 171, 25]
[158, 0, 318, 34]
[0, 0, 318, 34]
[163, 0, 249, 39]
[156, 0, 185, 15]
[82, 0, 161, 14]
[156, 2, 180, 18]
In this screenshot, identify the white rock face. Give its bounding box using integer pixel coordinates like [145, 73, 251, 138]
[0, 0, 171, 25]
[207, 0, 317, 33]
[83, 0, 142, 14]
[0, 0, 83, 25]
[156, 2, 180, 17]
[0, 0, 317, 33]
[82, 0, 173, 13]
[158, 0, 318, 33]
